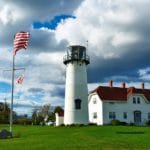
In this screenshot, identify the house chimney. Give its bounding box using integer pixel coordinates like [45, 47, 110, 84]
[121, 82, 126, 88]
[109, 80, 113, 87]
[141, 83, 144, 89]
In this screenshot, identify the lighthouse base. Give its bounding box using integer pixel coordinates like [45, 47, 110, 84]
[64, 111, 89, 125]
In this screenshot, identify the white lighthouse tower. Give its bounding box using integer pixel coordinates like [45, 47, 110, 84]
[63, 45, 90, 125]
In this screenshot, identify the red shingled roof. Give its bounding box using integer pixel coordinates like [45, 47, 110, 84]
[91, 86, 150, 102]
[57, 111, 64, 117]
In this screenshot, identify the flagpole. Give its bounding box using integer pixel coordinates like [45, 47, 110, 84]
[86, 40, 88, 51]
[9, 31, 29, 133]
[10, 54, 15, 133]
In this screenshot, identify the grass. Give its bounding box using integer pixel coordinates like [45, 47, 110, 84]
[0, 125, 150, 149]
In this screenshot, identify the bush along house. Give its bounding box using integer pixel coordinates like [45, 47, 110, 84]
[88, 80, 150, 125]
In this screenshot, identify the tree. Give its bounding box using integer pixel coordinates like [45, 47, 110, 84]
[0, 102, 16, 124]
[54, 106, 64, 114]
[31, 110, 38, 125]
[31, 105, 64, 124]
[0, 102, 9, 124]
[47, 112, 55, 122]
[31, 104, 52, 125]
[50, 106, 64, 122]
[38, 104, 50, 118]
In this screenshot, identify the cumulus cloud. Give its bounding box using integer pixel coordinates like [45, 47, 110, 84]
[0, 0, 83, 115]
[55, 0, 150, 83]
[139, 67, 150, 81]
[0, 0, 150, 115]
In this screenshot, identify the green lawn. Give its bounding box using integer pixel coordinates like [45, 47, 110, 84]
[0, 125, 150, 150]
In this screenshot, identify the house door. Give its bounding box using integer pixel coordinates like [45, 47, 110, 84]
[134, 111, 141, 125]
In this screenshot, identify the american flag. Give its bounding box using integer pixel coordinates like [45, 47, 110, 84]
[16, 75, 24, 84]
[13, 31, 30, 55]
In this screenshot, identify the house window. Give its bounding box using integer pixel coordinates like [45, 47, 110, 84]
[109, 112, 116, 119]
[75, 99, 81, 109]
[93, 98, 97, 104]
[148, 113, 150, 120]
[133, 97, 136, 104]
[93, 112, 97, 119]
[137, 97, 140, 104]
[123, 112, 127, 119]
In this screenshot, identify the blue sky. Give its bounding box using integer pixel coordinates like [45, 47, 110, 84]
[0, 0, 150, 115]
[33, 15, 76, 30]
[0, 82, 11, 93]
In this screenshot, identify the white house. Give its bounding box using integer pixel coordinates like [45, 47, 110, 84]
[88, 81, 150, 125]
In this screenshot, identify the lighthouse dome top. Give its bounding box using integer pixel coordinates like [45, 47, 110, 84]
[63, 45, 90, 65]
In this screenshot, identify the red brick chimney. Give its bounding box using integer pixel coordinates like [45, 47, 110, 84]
[141, 83, 144, 89]
[109, 80, 113, 87]
[121, 82, 126, 88]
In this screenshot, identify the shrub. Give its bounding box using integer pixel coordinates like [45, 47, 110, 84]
[14, 132, 21, 138]
[59, 124, 65, 127]
[77, 124, 85, 127]
[146, 120, 150, 125]
[15, 118, 32, 125]
[88, 123, 97, 126]
[120, 122, 127, 126]
[70, 124, 76, 127]
[129, 122, 134, 126]
[65, 124, 85, 127]
[111, 119, 121, 125]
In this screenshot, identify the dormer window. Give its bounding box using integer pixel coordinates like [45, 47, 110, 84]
[133, 97, 136, 104]
[133, 97, 141, 104]
[137, 97, 140, 104]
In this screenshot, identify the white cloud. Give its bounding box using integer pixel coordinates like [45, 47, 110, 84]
[1, 0, 150, 115]
[0, 5, 14, 25]
[35, 52, 65, 66]
[139, 67, 150, 81]
[139, 67, 150, 76]
[55, 0, 147, 59]
[0, 4, 24, 25]
[111, 32, 139, 47]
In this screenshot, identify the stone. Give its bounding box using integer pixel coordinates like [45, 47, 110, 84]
[0, 129, 12, 139]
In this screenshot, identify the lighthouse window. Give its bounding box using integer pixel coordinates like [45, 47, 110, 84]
[93, 98, 97, 104]
[93, 112, 97, 119]
[75, 99, 81, 109]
